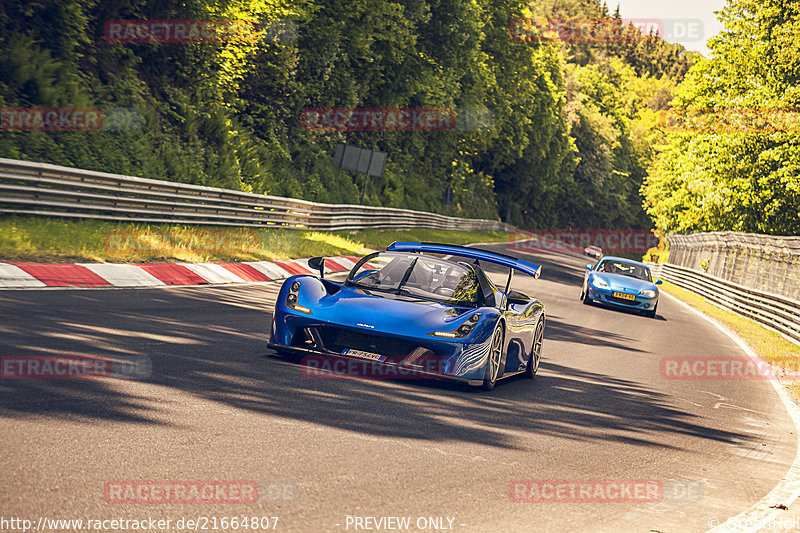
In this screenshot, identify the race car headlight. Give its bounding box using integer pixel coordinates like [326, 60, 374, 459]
[285, 280, 311, 314]
[430, 313, 481, 339]
[639, 289, 657, 298]
[592, 278, 609, 289]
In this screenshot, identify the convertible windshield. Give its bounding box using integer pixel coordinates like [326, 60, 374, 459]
[597, 260, 652, 281]
[347, 252, 481, 305]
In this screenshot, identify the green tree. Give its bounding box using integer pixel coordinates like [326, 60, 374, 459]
[643, 0, 800, 235]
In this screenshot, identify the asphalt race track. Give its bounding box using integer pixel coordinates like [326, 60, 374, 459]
[0, 244, 796, 532]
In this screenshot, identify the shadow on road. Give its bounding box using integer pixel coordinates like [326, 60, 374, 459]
[545, 318, 650, 352]
[0, 285, 751, 452]
[581, 301, 669, 321]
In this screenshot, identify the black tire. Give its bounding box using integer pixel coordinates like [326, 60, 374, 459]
[647, 302, 658, 318]
[581, 284, 592, 305]
[524, 317, 545, 379]
[482, 323, 504, 391]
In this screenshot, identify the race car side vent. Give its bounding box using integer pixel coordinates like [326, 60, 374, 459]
[292, 327, 325, 349]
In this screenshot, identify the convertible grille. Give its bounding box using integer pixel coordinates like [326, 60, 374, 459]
[311, 326, 421, 357]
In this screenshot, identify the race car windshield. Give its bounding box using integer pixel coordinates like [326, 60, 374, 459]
[347, 252, 481, 305]
[597, 260, 652, 281]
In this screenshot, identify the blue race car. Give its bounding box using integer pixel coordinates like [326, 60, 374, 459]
[268, 242, 545, 390]
[580, 256, 662, 317]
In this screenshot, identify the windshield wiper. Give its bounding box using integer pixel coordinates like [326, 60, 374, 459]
[395, 257, 419, 295]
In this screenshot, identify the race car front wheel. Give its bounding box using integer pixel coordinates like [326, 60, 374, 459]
[580, 284, 592, 305]
[482, 324, 504, 391]
[524, 317, 544, 379]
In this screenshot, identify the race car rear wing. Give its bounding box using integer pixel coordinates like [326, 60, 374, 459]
[386, 242, 542, 279]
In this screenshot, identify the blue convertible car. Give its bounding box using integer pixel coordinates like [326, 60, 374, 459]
[268, 242, 545, 390]
[580, 256, 662, 317]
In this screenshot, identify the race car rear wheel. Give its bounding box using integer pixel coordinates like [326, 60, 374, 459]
[524, 317, 544, 379]
[482, 324, 504, 391]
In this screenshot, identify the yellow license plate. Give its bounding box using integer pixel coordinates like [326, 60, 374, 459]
[613, 291, 635, 301]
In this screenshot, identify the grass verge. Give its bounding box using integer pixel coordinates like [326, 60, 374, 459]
[0, 216, 514, 263]
[660, 280, 800, 401]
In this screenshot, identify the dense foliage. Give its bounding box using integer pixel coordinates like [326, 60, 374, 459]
[0, 0, 692, 228]
[642, 0, 800, 235]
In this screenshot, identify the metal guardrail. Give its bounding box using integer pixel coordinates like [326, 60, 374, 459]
[667, 232, 800, 301]
[648, 262, 800, 344]
[0, 158, 513, 232]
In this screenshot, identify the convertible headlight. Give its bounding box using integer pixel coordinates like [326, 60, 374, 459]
[592, 278, 609, 289]
[285, 280, 311, 314]
[640, 289, 657, 298]
[430, 313, 481, 339]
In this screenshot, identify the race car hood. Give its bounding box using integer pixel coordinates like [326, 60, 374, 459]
[303, 284, 483, 337]
[590, 272, 657, 292]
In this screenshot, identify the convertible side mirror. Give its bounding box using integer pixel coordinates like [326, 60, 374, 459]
[655, 279, 663, 285]
[308, 257, 326, 279]
[507, 289, 531, 306]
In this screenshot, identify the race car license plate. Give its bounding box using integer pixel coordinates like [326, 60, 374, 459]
[613, 291, 635, 301]
[342, 348, 386, 362]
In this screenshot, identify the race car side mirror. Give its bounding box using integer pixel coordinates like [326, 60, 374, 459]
[655, 279, 663, 285]
[507, 289, 531, 306]
[585, 264, 592, 270]
[308, 257, 325, 279]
